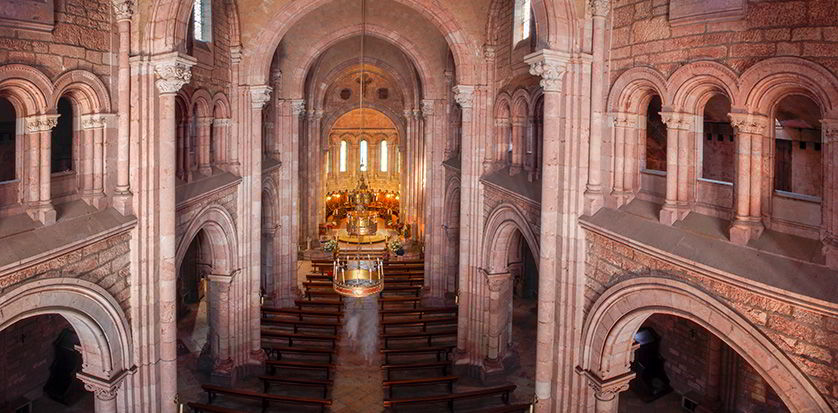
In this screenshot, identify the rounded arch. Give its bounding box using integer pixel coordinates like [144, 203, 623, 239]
[190, 88, 213, 118]
[494, 92, 512, 118]
[667, 61, 740, 113]
[144, 0, 242, 56]
[482, 203, 540, 274]
[51, 70, 112, 113]
[322, 104, 406, 143]
[312, 57, 416, 111]
[262, 176, 280, 229]
[580, 277, 831, 413]
[175, 204, 239, 276]
[511, 89, 531, 118]
[0, 278, 133, 378]
[531, 0, 578, 51]
[607, 66, 668, 114]
[0, 64, 53, 115]
[240, 0, 479, 87]
[212, 92, 231, 118]
[738, 57, 838, 118]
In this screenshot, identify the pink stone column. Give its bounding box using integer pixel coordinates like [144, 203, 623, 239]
[659, 111, 690, 225]
[452, 85, 475, 357]
[78, 375, 123, 413]
[25, 115, 59, 224]
[611, 112, 638, 206]
[213, 118, 231, 167]
[525, 49, 569, 412]
[510, 118, 524, 175]
[579, 370, 635, 413]
[208, 273, 235, 377]
[111, 0, 133, 215]
[728, 113, 769, 244]
[308, 109, 324, 243]
[92, 118, 107, 208]
[250, 86, 273, 362]
[197, 116, 213, 175]
[823, 120, 838, 268]
[80, 119, 96, 201]
[154, 52, 195, 413]
[585, 0, 610, 214]
[484, 271, 512, 362]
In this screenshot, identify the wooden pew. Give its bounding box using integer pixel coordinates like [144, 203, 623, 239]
[201, 384, 331, 413]
[474, 403, 532, 413]
[382, 376, 457, 399]
[380, 306, 458, 320]
[382, 384, 516, 412]
[261, 317, 340, 334]
[381, 316, 457, 333]
[381, 361, 451, 380]
[380, 344, 456, 364]
[379, 297, 421, 309]
[262, 329, 337, 348]
[258, 375, 333, 399]
[186, 402, 247, 413]
[382, 329, 457, 347]
[262, 344, 335, 363]
[265, 360, 335, 379]
[295, 299, 342, 310]
[261, 307, 342, 321]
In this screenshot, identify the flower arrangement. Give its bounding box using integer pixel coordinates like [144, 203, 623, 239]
[388, 239, 404, 256]
[322, 239, 338, 253]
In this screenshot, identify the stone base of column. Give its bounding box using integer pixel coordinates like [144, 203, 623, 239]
[584, 189, 605, 216]
[28, 202, 56, 225]
[82, 191, 108, 210]
[659, 203, 687, 226]
[480, 351, 519, 384]
[209, 358, 237, 386]
[198, 165, 213, 176]
[509, 164, 522, 176]
[611, 190, 633, 208]
[111, 190, 133, 216]
[729, 218, 763, 245]
[824, 237, 838, 269]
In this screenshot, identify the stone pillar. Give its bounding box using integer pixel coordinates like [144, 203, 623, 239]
[111, 0, 133, 215]
[510, 118, 524, 175]
[24, 115, 58, 224]
[289, 99, 305, 261]
[213, 118, 231, 167]
[611, 112, 638, 206]
[585, 0, 610, 214]
[197, 116, 213, 175]
[484, 271, 513, 364]
[659, 111, 692, 225]
[80, 114, 109, 209]
[77, 371, 129, 413]
[308, 109, 323, 243]
[403, 109, 414, 223]
[823, 119, 838, 268]
[728, 112, 769, 244]
[154, 51, 195, 413]
[525, 49, 569, 411]
[208, 273, 235, 381]
[422, 99, 446, 297]
[453, 85, 475, 356]
[579, 370, 634, 413]
[249, 85, 272, 363]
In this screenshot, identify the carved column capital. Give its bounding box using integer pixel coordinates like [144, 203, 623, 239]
[213, 118, 232, 127]
[421, 100, 436, 117]
[728, 112, 770, 135]
[290, 99, 306, 116]
[249, 85, 273, 109]
[230, 45, 242, 65]
[484, 271, 512, 293]
[576, 368, 634, 402]
[80, 113, 114, 129]
[77, 369, 131, 402]
[612, 112, 639, 129]
[483, 44, 496, 61]
[453, 85, 475, 109]
[111, 0, 135, 21]
[659, 111, 694, 131]
[589, 0, 611, 16]
[821, 119, 838, 143]
[25, 114, 60, 133]
[271, 69, 283, 86]
[524, 49, 570, 92]
[153, 53, 196, 95]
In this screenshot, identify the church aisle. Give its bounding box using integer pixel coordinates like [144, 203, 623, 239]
[330, 296, 385, 412]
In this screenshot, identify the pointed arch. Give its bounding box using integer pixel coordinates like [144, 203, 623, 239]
[175, 204, 239, 276]
[482, 203, 540, 274]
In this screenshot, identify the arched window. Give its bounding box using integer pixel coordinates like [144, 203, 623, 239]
[192, 0, 212, 42]
[359, 139, 368, 172]
[51, 97, 74, 173]
[774, 95, 822, 199]
[339, 140, 347, 172]
[701, 95, 734, 182]
[380, 140, 388, 172]
[645, 95, 666, 172]
[513, 0, 532, 45]
[0, 97, 15, 182]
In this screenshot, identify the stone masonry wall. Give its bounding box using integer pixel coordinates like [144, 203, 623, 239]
[175, 186, 238, 251]
[608, 0, 838, 80]
[0, 232, 132, 316]
[584, 230, 837, 410]
[188, 0, 233, 95]
[483, 184, 541, 238]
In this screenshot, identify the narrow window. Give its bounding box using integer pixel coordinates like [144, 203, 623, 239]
[51, 97, 74, 173]
[380, 140, 388, 172]
[360, 139, 368, 172]
[192, 0, 212, 42]
[645, 96, 666, 172]
[774, 95, 822, 198]
[701, 95, 734, 182]
[339, 140, 347, 172]
[0, 97, 15, 182]
[513, 0, 532, 45]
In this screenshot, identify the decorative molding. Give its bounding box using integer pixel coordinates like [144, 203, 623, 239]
[25, 114, 60, 133]
[589, 0, 610, 16]
[80, 113, 114, 129]
[421, 100, 436, 117]
[484, 272, 512, 293]
[524, 49, 570, 92]
[153, 53, 196, 95]
[196, 117, 214, 127]
[821, 119, 838, 143]
[111, 0, 135, 21]
[659, 111, 694, 131]
[213, 118, 232, 127]
[249, 86, 273, 109]
[271, 69, 282, 85]
[612, 112, 639, 129]
[483, 44, 496, 61]
[576, 368, 635, 402]
[728, 112, 770, 135]
[230, 46, 242, 65]
[77, 368, 132, 402]
[453, 85, 475, 109]
[290, 99, 306, 116]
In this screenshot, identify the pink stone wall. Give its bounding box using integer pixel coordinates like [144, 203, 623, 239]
[0, 314, 72, 408]
[584, 230, 837, 410]
[608, 0, 838, 80]
[187, 0, 233, 93]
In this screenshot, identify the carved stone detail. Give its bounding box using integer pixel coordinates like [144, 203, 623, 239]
[589, 0, 610, 16]
[154, 54, 195, 95]
[613, 112, 639, 129]
[577, 368, 635, 402]
[483, 44, 496, 61]
[290, 99, 306, 116]
[823, 119, 838, 143]
[484, 272, 511, 293]
[659, 111, 694, 131]
[25, 114, 60, 133]
[728, 113, 770, 135]
[112, 0, 135, 21]
[80, 114, 113, 129]
[250, 86, 273, 109]
[213, 118, 232, 127]
[453, 85, 475, 109]
[525, 50, 570, 92]
[421, 100, 435, 117]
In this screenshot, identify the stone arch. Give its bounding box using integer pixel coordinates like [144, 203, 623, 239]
[190, 88, 213, 118]
[511, 89, 531, 117]
[482, 203, 539, 274]
[288, 25, 436, 100]
[0, 64, 53, 115]
[238, 0, 480, 87]
[262, 176, 279, 230]
[52, 70, 112, 114]
[738, 57, 838, 118]
[668, 61, 740, 113]
[580, 277, 831, 413]
[312, 57, 416, 112]
[144, 0, 242, 56]
[607, 66, 669, 114]
[176, 204, 239, 276]
[495, 92, 512, 119]
[531, 0, 578, 51]
[322, 103, 406, 144]
[0, 278, 133, 388]
[212, 92, 230, 118]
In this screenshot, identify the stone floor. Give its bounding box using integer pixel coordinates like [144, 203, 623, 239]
[618, 388, 683, 412]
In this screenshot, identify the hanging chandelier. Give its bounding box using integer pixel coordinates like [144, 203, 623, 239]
[331, 0, 383, 299]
